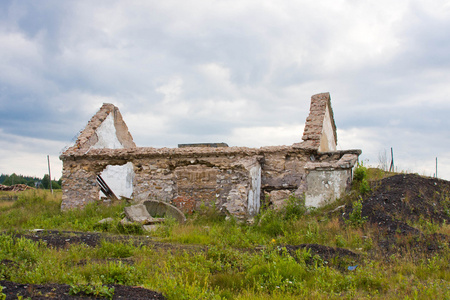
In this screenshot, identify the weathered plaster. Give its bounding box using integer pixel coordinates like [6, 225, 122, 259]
[99, 162, 134, 199]
[92, 113, 124, 149]
[248, 162, 261, 216]
[319, 104, 337, 152]
[305, 169, 351, 207]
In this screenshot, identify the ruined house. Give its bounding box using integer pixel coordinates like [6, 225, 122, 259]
[60, 92, 361, 219]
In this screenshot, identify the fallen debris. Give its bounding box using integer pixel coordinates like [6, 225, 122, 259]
[141, 200, 187, 223]
[0, 184, 34, 192]
[119, 201, 186, 232]
[124, 204, 164, 225]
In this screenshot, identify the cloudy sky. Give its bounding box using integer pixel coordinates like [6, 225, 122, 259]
[1, 0, 450, 180]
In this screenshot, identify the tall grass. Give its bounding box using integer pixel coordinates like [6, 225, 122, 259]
[0, 190, 126, 232]
[2, 232, 449, 299]
[1, 173, 450, 299]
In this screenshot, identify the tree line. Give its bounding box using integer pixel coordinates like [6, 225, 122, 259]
[0, 173, 62, 189]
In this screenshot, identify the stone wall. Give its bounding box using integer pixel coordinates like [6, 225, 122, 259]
[60, 93, 361, 220]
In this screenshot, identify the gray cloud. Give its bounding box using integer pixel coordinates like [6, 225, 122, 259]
[1, 0, 450, 179]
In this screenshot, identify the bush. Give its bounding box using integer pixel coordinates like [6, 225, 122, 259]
[353, 163, 371, 195]
[284, 195, 307, 221]
[192, 201, 226, 224]
[116, 221, 144, 235]
[346, 197, 367, 228]
[353, 163, 367, 182]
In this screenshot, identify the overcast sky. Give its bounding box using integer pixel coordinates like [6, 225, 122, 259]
[1, 0, 450, 180]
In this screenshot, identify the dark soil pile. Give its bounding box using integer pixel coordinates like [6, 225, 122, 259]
[0, 280, 166, 300]
[14, 230, 103, 248]
[354, 173, 450, 253]
[362, 174, 450, 232]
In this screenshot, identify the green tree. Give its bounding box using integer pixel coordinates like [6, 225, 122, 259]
[41, 174, 50, 189]
[27, 179, 36, 187]
[0, 174, 7, 184]
[52, 180, 61, 189]
[2, 173, 27, 186]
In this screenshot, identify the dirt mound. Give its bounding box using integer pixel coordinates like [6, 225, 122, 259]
[0, 280, 166, 299]
[13, 230, 103, 248]
[347, 173, 450, 254]
[362, 174, 450, 233]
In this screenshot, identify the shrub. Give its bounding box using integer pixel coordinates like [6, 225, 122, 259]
[346, 197, 367, 228]
[353, 163, 371, 195]
[359, 178, 371, 195]
[116, 221, 144, 235]
[284, 195, 307, 220]
[257, 209, 285, 236]
[192, 201, 226, 224]
[353, 163, 367, 182]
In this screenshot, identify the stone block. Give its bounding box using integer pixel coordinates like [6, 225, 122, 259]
[269, 190, 292, 210]
[124, 204, 153, 224]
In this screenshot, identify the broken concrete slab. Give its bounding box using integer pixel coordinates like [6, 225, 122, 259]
[141, 200, 187, 223]
[124, 204, 167, 225]
[122, 201, 183, 233]
[124, 204, 154, 224]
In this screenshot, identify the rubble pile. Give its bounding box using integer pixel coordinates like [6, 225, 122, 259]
[0, 184, 35, 192]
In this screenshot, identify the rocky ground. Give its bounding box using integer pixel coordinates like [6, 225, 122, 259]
[2, 173, 450, 299]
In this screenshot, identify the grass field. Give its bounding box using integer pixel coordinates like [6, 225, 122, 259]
[1, 168, 450, 299]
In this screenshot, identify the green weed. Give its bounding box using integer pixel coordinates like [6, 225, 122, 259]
[95, 240, 135, 259]
[2, 188, 450, 299]
[69, 283, 114, 299]
[346, 197, 368, 228]
[354, 163, 371, 195]
[0, 285, 5, 300]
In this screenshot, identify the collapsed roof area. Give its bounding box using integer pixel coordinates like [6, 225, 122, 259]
[60, 93, 361, 219]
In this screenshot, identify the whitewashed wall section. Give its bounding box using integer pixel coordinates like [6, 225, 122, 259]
[99, 162, 134, 199]
[93, 113, 134, 199]
[92, 113, 124, 149]
[248, 163, 261, 216]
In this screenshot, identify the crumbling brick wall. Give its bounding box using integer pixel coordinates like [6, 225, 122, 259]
[60, 92, 361, 220]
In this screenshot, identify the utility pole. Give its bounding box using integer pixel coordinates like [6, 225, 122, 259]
[47, 155, 53, 194]
[389, 147, 394, 172]
[436, 157, 438, 178]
